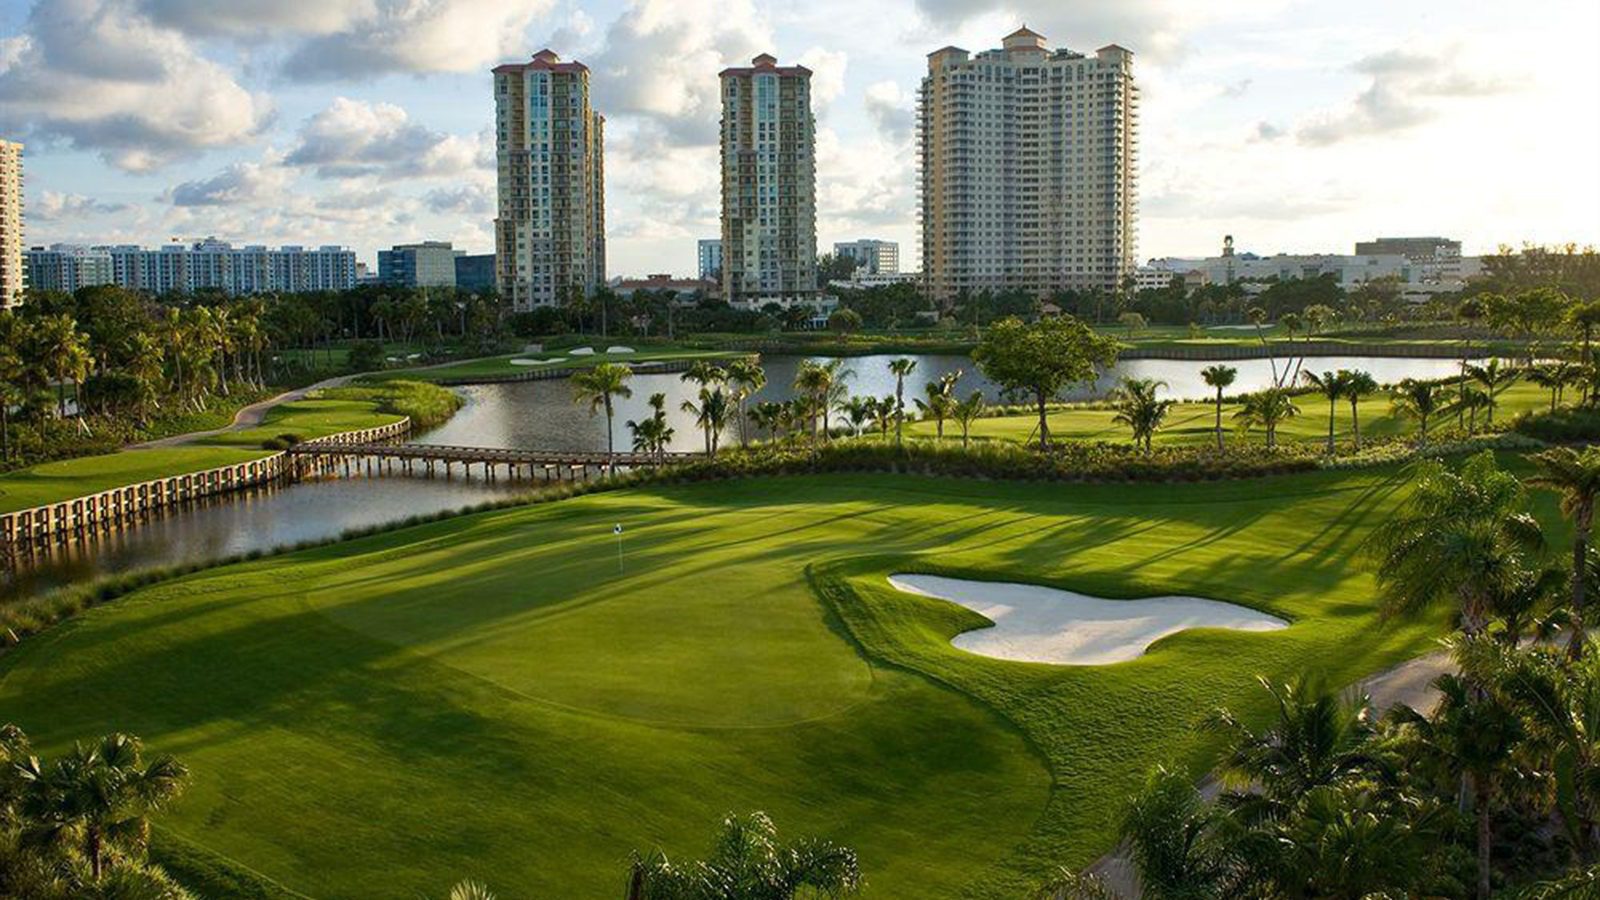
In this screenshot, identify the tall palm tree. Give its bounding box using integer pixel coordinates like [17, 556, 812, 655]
[626, 392, 675, 462]
[1301, 370, 1347, 453]
[1110, 377, 1173, 453]
[888, 357, 917, 444]
[626, 812, 860, 900]
[16, 733, 188, 882]
[1342, 369, 1379, 450]
[570, 362, 634, 457]
[792, 361, 830, 442]
[681, 387, 733, 458]
[1233, 387, 1299, 449]
[1200, 364, 1237, 451]
[1118, 766, 1232, 899]
[1529, 446, 1600, 658]
[871, 394, 895, 440]
[726, 358, 766, 447]
[30, 313, 91, 419]
[1365, 451, 1544, 637]
[1465, 359, 1519, 426]
[747, 401, 784, 443]
[953, 391, 986, 449]
[1390, 379, 1445, 447]
[839, 395, 874, 436]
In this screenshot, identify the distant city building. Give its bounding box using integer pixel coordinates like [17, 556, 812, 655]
[828, 271, 918, 291]
[100, 239, 356, 295]
[0, 140, 22, 306]
[1354, 236, 1464, 283]
[719, 54, 819, 307]
[1132, 266, 1182, 292]
[455, 253, 496, 292]
[24, 244, 114, 293]
[832, 239, 899, 275]
[355, 261, 380, 285]
[494, 50, 606, 310]
[613, 273, 716, 301]
[378, 241, 459, 287]
[697, 238, 723, 280]
[920, 28, 1139, 302]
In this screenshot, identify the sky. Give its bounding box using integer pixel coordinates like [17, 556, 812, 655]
[2, 0, 1597, 277]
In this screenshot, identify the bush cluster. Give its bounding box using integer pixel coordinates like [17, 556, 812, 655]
[1512, 405, 1600, 442]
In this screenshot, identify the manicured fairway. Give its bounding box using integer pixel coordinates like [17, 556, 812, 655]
[0, 468, 1542, 897]
[198, 396, 409, 449]
[376, 346, 748, 383]
[0, 447, 268, 514]
[911, 380, 1555, 447]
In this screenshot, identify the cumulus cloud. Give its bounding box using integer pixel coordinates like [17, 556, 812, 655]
[424, 183, 495, 216]
[908, 0, 1284, 61]
[1252, 121, 1285, 142]
[864, 81, 914, 142]
[286, 98, 484, 180]
[281, 0, 556, 81]
[0, 0, 273, 171]
[30, 191, 130, 220]
[136, 0, 370, 35]
[166, 160, 293, 207]
[1297, 46, 1524, 146]
[587, 0, 771, 147]
[798, 47, 848, 112]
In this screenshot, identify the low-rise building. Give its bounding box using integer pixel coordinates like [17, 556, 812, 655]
[613, 273, 716, 301]
[378, 241, 459, 288]
[101, 239, 356, 295]
[827, 271, 917, 291]
[24, 244, 115, 293]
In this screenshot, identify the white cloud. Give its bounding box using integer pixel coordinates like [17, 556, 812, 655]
[136, 0, 372, 35]
[798, 47, 848, 112]
[1297, 45, 1525, 146]
[0, 0, 273, 171]
[282, 0, 556, 81]
[864, 81, 913, 141]
[31, 191, 130, 220]
[285, 98, 484, 180]
[166, 159, 293, 207]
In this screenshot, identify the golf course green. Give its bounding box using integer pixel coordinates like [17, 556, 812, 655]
[0, 467, 1517, 897]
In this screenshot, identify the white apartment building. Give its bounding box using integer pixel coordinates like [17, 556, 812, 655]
[720, 54, 820, 307]
[0, 140, 22, 307]
[1354, 236, 1465, 283]
[697, 238, 723, 280]
[920, 28, 1139, 303]
[101, 240, 356, 295]
[25, 244, 115, 293]
[493, 50, 606, 311]
[833, 239, 899, 275]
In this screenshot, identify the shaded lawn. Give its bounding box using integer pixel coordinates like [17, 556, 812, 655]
[0, 467, 1557, 896]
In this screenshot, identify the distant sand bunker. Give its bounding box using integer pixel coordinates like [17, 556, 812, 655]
[509, 357, 566, 366]
[887, 574, 1287, 665]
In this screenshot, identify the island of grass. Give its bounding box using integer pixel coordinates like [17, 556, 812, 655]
[0, 464, 1542, 897]
[371, 344, 751, 384]
[910, 379, 1553, 448]
[0, 381, 458, 514]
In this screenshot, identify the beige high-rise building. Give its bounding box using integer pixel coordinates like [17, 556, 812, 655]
[493, 50, 606, 311]
[0, 140, 23, 307]
[919, 28, 1139, 304]
[719, 54, 818, 306]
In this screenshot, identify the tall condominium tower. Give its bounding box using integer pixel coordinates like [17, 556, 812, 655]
[919, 28, 1139, 303]
[719, 54, 818, 306]
[493, 50, 606, 311]
[0, 140, 23, 307]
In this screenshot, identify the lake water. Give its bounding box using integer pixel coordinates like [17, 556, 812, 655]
[2, 352, 1469, 598]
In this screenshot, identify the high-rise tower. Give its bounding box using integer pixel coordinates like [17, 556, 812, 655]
[719, 54, 818, 306]
[493, 50, 606, 310]
[0, 140, 23, 307]
[919, 28, 1139, 303]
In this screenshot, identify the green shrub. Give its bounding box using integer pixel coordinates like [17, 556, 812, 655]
[1513, 406, 1600, 442]
[320, 380, 462, 430]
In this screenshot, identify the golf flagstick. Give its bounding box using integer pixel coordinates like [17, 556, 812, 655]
[614, 523, 623, 573]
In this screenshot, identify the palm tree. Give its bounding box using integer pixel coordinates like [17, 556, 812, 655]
[1301, 370, 1347, 453]
[1110, 377, 1174, 453]
[952, 391, 986, 448]
[888, 358, 917, 444]
[748, 401, 784, 443]
[1200, 364, 1237, 451]
[680, 360, 727, 392]
[871, 394, 895, 440]
[1365, 451, 1544, 637]
[626, 812, 860, 900]
[1119, 766, 1231, 899]
[17, 733, 188, 882]
[1465, 359, 1519, 426]
[1458, 384, 1492, 433]
[626, 392, 675, 462]
[1386, 670, 1523, 900]
[726, 358, 766, 447]
[30, 313, 90, 419]
[1568, 299, 1600, 366]
[1233, 387, 1299, 449]
[447, 881, 497, 900]
[681, 387, 733, 458]
[570, 362, 634, 458]
[1390, 379, 1445, 446]
[1342, 369, 1379, 450]
[840, 395, 874, 436]
[1529, 446, 1600, 658]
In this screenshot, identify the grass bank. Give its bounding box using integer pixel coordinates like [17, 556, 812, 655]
[200, 380, 460, 450]
[373, 344, 748, 383]
[0, 465, 1557, 897]
[0, 447, 269, 514]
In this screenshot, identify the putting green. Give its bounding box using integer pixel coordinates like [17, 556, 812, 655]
[0, 469, 1496, 897]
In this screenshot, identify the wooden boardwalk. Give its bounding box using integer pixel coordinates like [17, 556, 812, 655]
[287, 441, 699, 483]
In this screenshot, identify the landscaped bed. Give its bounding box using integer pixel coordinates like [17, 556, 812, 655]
[0, 466, 1543, 897]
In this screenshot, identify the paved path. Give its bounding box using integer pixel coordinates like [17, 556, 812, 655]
[133, 374, 356, 448]
[1083, 648, 1451, 897]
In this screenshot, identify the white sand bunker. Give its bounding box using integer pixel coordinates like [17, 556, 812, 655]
[606, 345, 635, 354]
[569, 346, 595, 356]
[509, 357, 566, 366]
[887, 574, 1287, 665]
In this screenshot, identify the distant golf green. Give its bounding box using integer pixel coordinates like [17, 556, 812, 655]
[375, 346, 748, 383]
[0, 466, 1513, 897]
